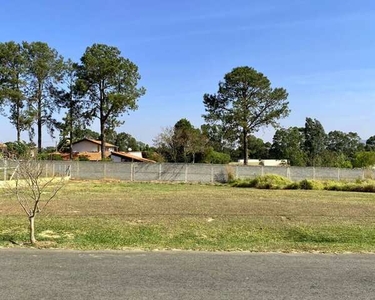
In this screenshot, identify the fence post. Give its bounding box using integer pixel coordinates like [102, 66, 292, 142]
[131, 163, 135, 181]
[76, 161, 79, 178]
[211, 165, 214, 183]
[185, 164, 188, 183]
[103, 163, 107, 179]
[159, 164, 162, 181]
[235, 166, 238, 179]
[261, 166, 264, 176]
[362, 169, 365, 180]
[313, 167, 316, 180]
[287, 167, 291, 180]
[337, 168, 340, 181]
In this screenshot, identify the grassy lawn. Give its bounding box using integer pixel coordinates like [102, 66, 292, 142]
[1, 180, 375, 252]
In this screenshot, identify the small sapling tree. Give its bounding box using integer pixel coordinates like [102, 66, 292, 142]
[7, 160, 68, 244]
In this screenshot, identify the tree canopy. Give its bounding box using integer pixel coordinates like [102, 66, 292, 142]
[77, 43, 146, 159]
[203, 66, 289, 165]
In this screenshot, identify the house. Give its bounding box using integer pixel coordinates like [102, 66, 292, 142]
[110, 151, 156, 163]
[72, 138, 118, 153]
[67, 138, 118, 161]
[237, 159, 288, 166]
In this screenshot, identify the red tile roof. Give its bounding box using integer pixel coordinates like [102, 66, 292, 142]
[111, 151, 156, 163]
[73, 138, 117, 148]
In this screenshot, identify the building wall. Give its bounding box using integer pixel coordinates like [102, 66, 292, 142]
[238, 159, 288, 166]
[30, 161, 374, 183]
[72, 141, 116, 153]
[112, 155, 122, 163]
[72, 141, 99, 153]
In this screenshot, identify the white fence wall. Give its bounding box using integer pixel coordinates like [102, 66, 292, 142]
[2, 160, 374, 183]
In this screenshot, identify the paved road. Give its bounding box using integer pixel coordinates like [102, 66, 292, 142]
[0, 249, 374, 300]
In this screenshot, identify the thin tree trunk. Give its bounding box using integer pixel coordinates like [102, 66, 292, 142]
[16, 104, 21, 143]
[99, 83, 106, 160]
[243, 129, 248, 165]
[29, 216, 36, 244]
[37, 82, 42, 153]
[100, 120, 105, 160]
[16, 79, 21, 143]
[69, 93, 73, 160]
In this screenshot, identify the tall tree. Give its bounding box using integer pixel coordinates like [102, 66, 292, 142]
[270, 127, 306, 166]
[115, 132, 139, 152]
[153, 126, 179, 162]
[327, 130, 363, 160]
[77, 44, 146, 160]
[365, 135, 375, 151]
[0, 41, 32, 141]
[23, 41, 64, 152]
[173, 118, 195, 162]
[304, 118, 327, 166]
[54, 59, 90, 159]
[203, 66, 289, 165]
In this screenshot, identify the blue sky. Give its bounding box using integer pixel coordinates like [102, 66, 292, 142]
[1, 0, 375, 146]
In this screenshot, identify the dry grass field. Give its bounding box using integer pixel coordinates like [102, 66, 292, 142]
[1, 180, 375, 252]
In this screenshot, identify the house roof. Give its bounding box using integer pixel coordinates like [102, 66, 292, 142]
[72, 138, 117, 148]
[111, 151, 156, 163]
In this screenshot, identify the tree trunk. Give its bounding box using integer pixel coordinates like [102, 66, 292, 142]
[16, 80, 21, 143]
[69, 95, 73, 160]
[16, 104, 21, 143]
[100, 84, 105, 160]
[100, 120, 105, 160]
[37, 83, 42, 153]
[243, 129, 248, 165]
[29, 216, 36, 244]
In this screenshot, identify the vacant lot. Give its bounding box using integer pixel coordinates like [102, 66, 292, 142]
[1, 180, 375, 252]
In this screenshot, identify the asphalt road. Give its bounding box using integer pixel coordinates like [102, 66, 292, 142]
[0, 249, 374, 300]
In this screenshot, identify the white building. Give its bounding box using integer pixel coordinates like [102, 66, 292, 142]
[71, 138, 118, 153]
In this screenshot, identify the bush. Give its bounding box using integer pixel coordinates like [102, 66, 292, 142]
[78, 155, 90, 161]
[231, 174, 292, 189]
[204, 149, 231, 164]
[299, 179, 325, 190]
[231, 174, 375, 193]
[285, 182, 300, 190]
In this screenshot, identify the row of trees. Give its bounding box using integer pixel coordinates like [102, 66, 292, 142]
[2, 45, 373, 168]
[0, 41, 145, 159]
[152, 116, 375, 168]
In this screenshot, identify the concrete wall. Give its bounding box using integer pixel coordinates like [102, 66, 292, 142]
[2, 160, 374, 183]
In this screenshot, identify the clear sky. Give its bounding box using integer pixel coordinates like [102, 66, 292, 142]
[1, 0, 375, 147]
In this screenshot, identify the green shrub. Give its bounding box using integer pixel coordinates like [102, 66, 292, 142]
[299, 179, 325, 190]
[255, 174, 292, 189]
[230, 178, 256, 188]
[231, 174, 292, 189]
[231, 175, 375, 193]
[78, 155, 90, 161]
[285, 182, 300, 190]
[204, 149, 231, 164]
[324, 180, 346, 191]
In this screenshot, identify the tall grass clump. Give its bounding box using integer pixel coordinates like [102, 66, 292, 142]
[231, 174, 292, 189]
[299, 179, 325, 190]
[231, 174, 375, 193]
